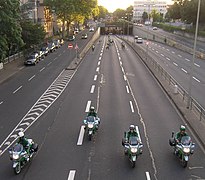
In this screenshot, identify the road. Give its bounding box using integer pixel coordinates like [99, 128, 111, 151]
[0, 35, 205, 180]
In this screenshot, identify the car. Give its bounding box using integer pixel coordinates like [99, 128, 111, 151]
[24, 53, 39, 65]
[134, 35, 139, 39]
[81, 33, 88, 39]
[74, 28, 79, 34]
[153, 27, 158, 30]
[48, 42, 56, 52]
[60, 39, 64, 46]
[40, 46, 49, 56]
[136, 38, 143, 43]
[53, 39, 61, 49]
[67, 35, 75, 41]
[89, 27, 94, 32]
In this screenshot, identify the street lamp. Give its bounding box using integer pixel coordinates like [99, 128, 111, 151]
[187, 0, 201, 109]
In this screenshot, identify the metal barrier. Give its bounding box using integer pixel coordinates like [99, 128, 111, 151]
[124, 37, 205, 122]
[3, 52, 23, 64]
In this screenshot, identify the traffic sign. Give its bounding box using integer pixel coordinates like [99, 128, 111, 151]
[68, 44, 73, 49]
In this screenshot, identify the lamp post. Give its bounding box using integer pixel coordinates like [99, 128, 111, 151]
[187, 0, 201, 109]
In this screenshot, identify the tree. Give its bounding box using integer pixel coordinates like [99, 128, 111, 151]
[167, 2, 181, 20]
[97, 6, 109, 19]
[142, 12, 148, 22]
[113, 8, 126, 21]
[0, 0, 24, 62]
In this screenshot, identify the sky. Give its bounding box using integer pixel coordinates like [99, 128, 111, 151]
[98, 0, 173, 13]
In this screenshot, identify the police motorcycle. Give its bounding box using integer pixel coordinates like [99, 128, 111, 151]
[9, 139, 38, 174]
[83, 116, 100, 141]
[122, 134, 143, 168]
[169, 132, 195, 167]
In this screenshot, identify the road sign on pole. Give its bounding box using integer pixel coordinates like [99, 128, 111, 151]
[68, 44, 73, 49]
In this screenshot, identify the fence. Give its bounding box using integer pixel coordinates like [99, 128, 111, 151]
[3, 52, 24, 64]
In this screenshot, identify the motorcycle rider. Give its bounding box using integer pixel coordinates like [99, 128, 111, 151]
[125, 125, 139, 141]
[17, 131, 30, 161]
[92, 44, 95, 51]
[175, 125, 188, 144]
[86, 106, 100, 128]
[121, 41, 125, 49]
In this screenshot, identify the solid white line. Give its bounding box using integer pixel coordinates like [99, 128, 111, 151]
[90, 85, 95, 93]
[85, 101, 91, 112]
[124, 75, 127, 81]
[94, 75, 97, 81]
[181, 68, 187, 73]
[145, 172, 151, 180]
[126, 86, 130, 93]
[28, 75, 36, 81]
[67, 170, 76, 180]
[185, 58, 190, 61]
[135, 126, 141, 142]
[77, 126, 85, 145]
[178, 54, 182, 57]
[99, 57, 102, 60]
[40, 67, 45, 72]
[173, 62, 178, 66]
[0, 101, 3, 105]
[193, 76, 200, 82]
[194, 63, 200, 67]
[13, 86, 22, 94]
[166, 57, 170, 61]
[98, 61, 101, 66]
[129, 101, 134, 113]
[96, 67, 99, 72]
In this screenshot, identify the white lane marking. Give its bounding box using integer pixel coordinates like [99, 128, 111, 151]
[63, 50, 65, 53]
[94, 75, 97, 81]
[99, 57, 102, 60]
[77, 126, 85, 145]
[166, 57, 170, 61]
[124, 75, 127, 81]
[100, 53, 103, 56]
[121, 67, 124, 73]
[98, 61, 101, 66]
[47, 62, 52, 66]
[28, 75, 36, 81]
[178, 54, 182, 58]
[167, 49, 170, 51]
[152, 48, 155, 51]
[90, 85, 95, 94]
[126, 86, 130, 94]
[96, 67, 99, 72]
[158, 45, 161, 47]
[181, 68, 187, 73]
[85, 101, 91, 112]
[194, 63, 200, 67]
[172, 51, 175, 54]
[156, 51, 159, 53]
[145, 172, 151, 180]
[120, 61, 122, 65]
[185, 58, 190, 61]
[161, 54, 164, 57]
[173, 62, 178, 66]
[54, 57, 57, 60]
[129, 101, 134, 113]
[40, 67, 45, 72]
[193, 76, 200, 82]
[162, 47, 165, 49]
[135, 126, 142, 142]
[0, 101, 3, 105]
[13, 86, 22, 94]
[119, 56, 121, 60]
[67, 170, 76, 180]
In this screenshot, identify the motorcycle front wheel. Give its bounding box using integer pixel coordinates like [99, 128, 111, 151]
[88, 134, 92, 141]
[182, 159, 188, 168]
[14, 163, 21, 174]
[131, 160, 135, 168]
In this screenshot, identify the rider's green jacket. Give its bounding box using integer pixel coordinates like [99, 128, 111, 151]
[125, 131, 139, 140]
[17, 137, 29, 150]
[175, 132, 188, 142]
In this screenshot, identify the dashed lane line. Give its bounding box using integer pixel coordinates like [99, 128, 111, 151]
[90, 85, 95, 94]
[77, 126, 85, 146]
[13, 86, 22, 94]
[181, 68, 188, 73]
[94, 75, 97, 81]
[85, 101, 91, 112]
[193, 76, 200, 83]
[129, 101, 134, 113]
[28, 75, 36, 81]
[126, 85, 130, 94]
[0, 101, 3, 105]
[146, 172, 151, 180]
[40, 67, 45, 72]
[67, 170, 76, 180]
[173, 62, 178, 66]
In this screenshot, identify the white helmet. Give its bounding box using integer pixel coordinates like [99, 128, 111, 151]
[18, 131, 24, 138]
[90, 106, 95, 111]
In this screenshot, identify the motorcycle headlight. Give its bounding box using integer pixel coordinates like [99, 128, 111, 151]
[131, 147, 137, 153]
[13, 154, 19, 160]
[88, 124, 94, 128]
[183, 147, 190, 153]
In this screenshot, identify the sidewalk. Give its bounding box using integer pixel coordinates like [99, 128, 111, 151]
[0, 58, 25, 84]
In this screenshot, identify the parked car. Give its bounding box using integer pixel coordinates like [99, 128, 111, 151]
[81, 33, 88, 39]
[24, 53, 39, 65]
[136, 38, 143, 43]
[153, 27, 158, 30]
[40, 46, 49, 56]
[60, 39, 64, 46]
[89, 27, 94, 32]
[67, 35, 75, 41]
[48, 42, 56, 52]
[53, 39, 61, 49]
[134, 35, 139, 40]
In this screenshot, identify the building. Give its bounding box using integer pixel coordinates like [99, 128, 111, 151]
[133, 0, 167, 23]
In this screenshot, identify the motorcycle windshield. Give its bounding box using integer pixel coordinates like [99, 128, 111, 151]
[86, 116, 95, 122]
[181, 136, 191, 145]
[13, 144, 23, 153]
[129, 137, 138, 146]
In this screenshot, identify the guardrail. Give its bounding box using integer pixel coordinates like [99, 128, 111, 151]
[122, 36, 205, 122]
[3, 52, 24, 64]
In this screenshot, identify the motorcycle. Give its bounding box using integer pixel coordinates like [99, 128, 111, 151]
[121, 42, 125, 49]
[83, 116, 100, 141]
[122, 135, 143, 168]
[169, 132, 195, 167]
[9, 139, 38, 174]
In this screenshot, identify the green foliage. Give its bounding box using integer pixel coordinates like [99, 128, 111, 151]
[0, 0, 24, 62]
[97, 6, 109, 19]
[142, 12, 148, 22]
